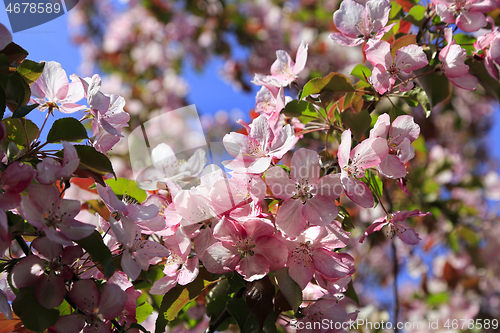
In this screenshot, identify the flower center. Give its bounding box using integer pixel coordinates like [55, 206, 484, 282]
[235, 237, 256, 257]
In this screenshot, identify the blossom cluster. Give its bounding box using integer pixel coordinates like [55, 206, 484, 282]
[4, 0, 500, 329]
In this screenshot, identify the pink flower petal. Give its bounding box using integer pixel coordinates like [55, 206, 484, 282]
[69, 279, 100, 313]
[36, 274, 66, 309]
[98, 283, 128, 320]
[12, 256, 45, 288]
[236, 254, 270, 281]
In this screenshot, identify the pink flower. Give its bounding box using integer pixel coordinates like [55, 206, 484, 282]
[11, 246, 82, 309]
[202, 217, 287, 281]
[137, 143, 206, 190]
[439, 28, 478, 90]
[30, 61, 85, 114]
[150, 229, 199, 295]
[359, 209, 431, 245]
[223, 115, 296, 174]
[72, 74, 130, 153]
[0, 162, 36, 210]
[54, 280, 128, 333]
[338, 130, 388, 208]
[254, 86, 286, 132]
[96, 183, 161, 233]
[284, 222, 354, 289]
[0, 23, 12, 51]
[266, 148, 344, 237]
[269, 40, 308, 86]
[369, 114, 420, 178]
[107, 215, 169, 280]
[19, 184, 95, 245]
[432, 0, 496, 32]
[365, 40, 428, 94]
[36, 141, 80, 185]
[474, 17, 500, 80]
[330, 0, 394, 47]
[297, 299, 359, 333]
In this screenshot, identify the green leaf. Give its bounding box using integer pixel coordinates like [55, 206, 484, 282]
[0, 88, 5, 119]
[467, 59, 500, 101]
[402, 86, 431, 117]
[72, 145, 116, 178]
[2, 118, 39, 147]
[341, 109, 371, 141]
[0, 42, 28, 64]
[105, 178, 148, 203]
[404, 5, 426, 27]
[389, 104, 407, 122]
[453, 34, 476, 56]
[156, 278, 216, 332]
[12, 104, 39, 118]
[136, 301, 154, 324]
[16, 60, 45, 85]
[271, 268, 302, 313]
[57, 299, 73, 317]
[5, 72, 30, 112]
[350, 64, 372, 83]
[282, 100, 317, 118]
[363, 171, 383, 206]
[344, 280, 360, 305]
[426, 292, 449, 306]
[302, 72, 355, 97]
[12, 285, 59, 332]
[416, 66, 452, 107]
[47, 117, 89, 143]
[75, 230, 116, 277]
[226, 298, 260, 333]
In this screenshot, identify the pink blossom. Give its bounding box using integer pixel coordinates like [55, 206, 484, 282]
[0, 162, 36, 210]
[439, 28, 478, 90]
[254, 86, 286, 131]
[369, 114, 420, 178]
[96, 183, 161, 233]
[0, 23, 12, 51]
[223, 115, 296, 174]
[365, 40, 428, 94]
[298, 299, 359, 333]
[338, 130, 388, 208]
[202, 217, 287, 281]
[284, 223, 354, 289]
[270, 40, 308, 86]
[30, 61, 85, 114]
[72, 74, 130, 153]
[150, 229, 199, 295]
[474, 17, 500, 80]
[266, 148, 344, 237]
[54, 280, 128, 333]
[36, 141, 80, 185]
[107, 215, 169, 280]
[330, 0, 394, 47]
[359, 209, 431, 245]
[137, 143, 206, 190]
[19, 184, 95, 245]
[432, 0, 496, 32]
[11, 254, 70, 309]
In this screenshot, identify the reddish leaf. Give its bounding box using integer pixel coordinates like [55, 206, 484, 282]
[395, 0, 415, 12]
